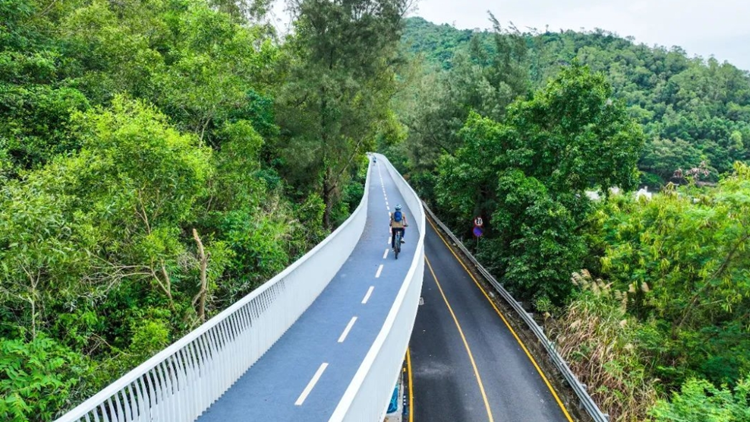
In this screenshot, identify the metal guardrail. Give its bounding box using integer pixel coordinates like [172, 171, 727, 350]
[422, 202, 610, 422]
[55, 161, 373, 422]
[329, 154, 425, 422]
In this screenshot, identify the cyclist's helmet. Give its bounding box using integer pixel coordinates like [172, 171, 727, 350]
[395, 204, 402, 211]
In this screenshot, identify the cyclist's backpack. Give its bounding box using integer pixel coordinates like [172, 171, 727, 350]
[393, 210, 403, 223]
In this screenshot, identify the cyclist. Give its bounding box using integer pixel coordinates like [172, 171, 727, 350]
[390, 204, 408, 250]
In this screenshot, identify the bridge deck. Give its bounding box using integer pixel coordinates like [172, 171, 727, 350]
[198, 162, 416, 421]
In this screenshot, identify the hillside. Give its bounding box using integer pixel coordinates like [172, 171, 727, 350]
[401, 17, 750, 186]
[394, 17, 750, 421]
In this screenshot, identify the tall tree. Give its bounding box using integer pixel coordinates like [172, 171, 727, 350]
[397, 15, 529, 198]
[436, 64, 644, 302]
[276, 0, 407, 227]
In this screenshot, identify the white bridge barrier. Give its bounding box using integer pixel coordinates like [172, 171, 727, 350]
[55, 162, 372, 422]
[329, 154, 425, 422]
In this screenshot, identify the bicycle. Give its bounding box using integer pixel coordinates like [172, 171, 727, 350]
[394, 230, 402, 260]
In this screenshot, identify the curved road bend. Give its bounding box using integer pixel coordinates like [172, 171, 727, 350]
[408, 219, 572, 422]
[198, 160, 419, 421]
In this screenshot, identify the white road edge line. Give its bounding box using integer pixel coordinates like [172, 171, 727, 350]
[382, 249, 389, 259]
[295, 363, 328, 406]
[375, 264, 383, 278]
[338, 317, 358, 343]
[362, 286, 374, 304]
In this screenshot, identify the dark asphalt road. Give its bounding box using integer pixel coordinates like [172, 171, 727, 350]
[408, 219, 572, 422]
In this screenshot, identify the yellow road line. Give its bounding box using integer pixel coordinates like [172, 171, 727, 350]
[407, 348, 414, 422]
[427, 217, 574, 422]
[425, 255, 495, 422]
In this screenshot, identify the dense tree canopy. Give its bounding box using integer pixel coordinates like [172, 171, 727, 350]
[397, 16, 750, 422]
[598, 163, 750, 388]
[0, 0, 393, 420]
[4, 4, 750, 420]
[401, 17, 750, 187]
[436, 64, 644, 302]
[275, 0, 407, 227]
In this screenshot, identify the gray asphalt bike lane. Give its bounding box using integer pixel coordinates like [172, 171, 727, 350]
[197, 161, 420, 421]
[409, 220, 570, 422]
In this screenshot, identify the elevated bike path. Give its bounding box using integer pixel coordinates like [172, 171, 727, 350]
[198, 161, 419, 421]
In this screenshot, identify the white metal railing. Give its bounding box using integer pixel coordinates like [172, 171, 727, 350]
[55, 162, 372, 422]
[329, 154, 425, 422]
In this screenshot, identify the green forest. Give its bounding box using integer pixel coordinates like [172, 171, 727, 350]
[393, 16, 750, 422]
[0, 0, 403, 419]
[1, 1, 749, 420]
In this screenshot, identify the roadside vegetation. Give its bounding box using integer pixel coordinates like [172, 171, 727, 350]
[396, 16, 750, 421]
[3, 2, 749, 420]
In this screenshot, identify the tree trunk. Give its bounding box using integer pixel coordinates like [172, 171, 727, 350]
[30, 295, 36, 340]
[321, 89, 332, 229]
[192, 229, 209, 323]
[154, 262, 174, 310]
[323, 168, 332, 228]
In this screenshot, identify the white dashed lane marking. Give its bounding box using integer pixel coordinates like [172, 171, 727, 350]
[338, 317, 358, 343]
[362, 286, 374, 304]
[375, 264, 383, 278]
[295, 363, 328, 406]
